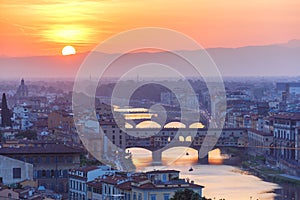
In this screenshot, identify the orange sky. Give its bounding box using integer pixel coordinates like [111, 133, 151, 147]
[1, 0, 300, 57]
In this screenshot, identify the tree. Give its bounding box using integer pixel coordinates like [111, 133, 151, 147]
[1, 93, 12, 127]
[170, 189, 211, 200]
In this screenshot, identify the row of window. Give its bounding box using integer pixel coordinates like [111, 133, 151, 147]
[70, 180, 86, 192]
[12, 155, 73, 164]
[69, 192, 86, 200]
[132, 193, 170, 200]
[33, 169, 68, 178]
[274, 129, 294, 140]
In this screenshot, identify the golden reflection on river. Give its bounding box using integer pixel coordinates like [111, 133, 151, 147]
[128, 147, 280, 200]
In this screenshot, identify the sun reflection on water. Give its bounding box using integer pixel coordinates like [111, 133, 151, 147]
[128, 147, 280, 200]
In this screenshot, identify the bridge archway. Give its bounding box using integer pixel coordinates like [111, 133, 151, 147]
[178, 136, 185, 142]
[136, 120, 161, 128]
[125, 122, 134, 128]
[161, 146, 199, 165]
[126, 147, 152, 168]
[208, 148, 225, 164]
[189, 122, 205, 128]
[164, 122, 186, 128]
[185, 136, 192, 142]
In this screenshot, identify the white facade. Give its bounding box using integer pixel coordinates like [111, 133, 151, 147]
[68, 166, 116, 200]
[0, 155, 33, 185]
[12, 104, 33, 130]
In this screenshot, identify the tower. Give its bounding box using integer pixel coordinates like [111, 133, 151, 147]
[16, 78, 29, 98]
[1, 93, 12, 127]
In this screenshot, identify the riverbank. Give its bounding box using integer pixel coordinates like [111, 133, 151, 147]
[240, 154, 300, 186]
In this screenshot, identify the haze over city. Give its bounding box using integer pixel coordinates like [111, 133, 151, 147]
[1, 1, 300, 200]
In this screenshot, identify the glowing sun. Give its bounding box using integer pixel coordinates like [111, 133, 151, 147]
[62, 45, 76, 56]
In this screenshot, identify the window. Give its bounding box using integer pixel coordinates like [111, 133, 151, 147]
[13, 168, 21, 179]
[162, 174, 167, 182]
[133, 192, 137, 200]
[42, 170, 46, 177]
[27, 157, 34, 163]
[45, 157, 50, 164]
[33, 170, 37, 179]
[164, 194, 170, 200]
[150, 194, 156, 200]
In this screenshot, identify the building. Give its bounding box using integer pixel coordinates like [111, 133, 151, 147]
[160, 90, 199, 110]
[296, 127, 300, 163]
[247, 129, 273, 156]
[15, 79, 29, 98]
[96, 170, 204, 200]
[86, 179, 102, 200]
[48, 110, 75, 133]
[273, 113, 300, 161]
[273, 113, 300, 175]
[0, 155, 33, 185]
[276, 82, 300, 96]
[11, 103, 33, 130]
[68, 165, 116, 200]
[0, 141, 81, 196]
[0, 188, 19, 200]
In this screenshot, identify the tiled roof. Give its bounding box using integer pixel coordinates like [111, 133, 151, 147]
[87, 180, 102, 189]
[0, 143, 82, 155]
[274, 113, 300, 120]
[70, 166, 98, 173]
[132, 181, 204, 190]
[146, 170, 180, 174]
[100, 175, 127, 185]
[116, 181, 132, 191]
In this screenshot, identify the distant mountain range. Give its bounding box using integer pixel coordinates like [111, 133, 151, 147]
[1, 40, 300, 79]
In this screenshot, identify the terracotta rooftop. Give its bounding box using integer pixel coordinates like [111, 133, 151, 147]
[100, 175, 128, 185]
[87, 180, 102, 189]
[70, 166, 99, 173]
[116, 181, 132, 191]
[146, 170, 180, 174]
[0, 143, 82, 155]
[131, 181, 204, 190]
[274, 113, 300, 120]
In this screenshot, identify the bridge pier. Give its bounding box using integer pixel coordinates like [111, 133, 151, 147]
[198, 151, 209, 164]
[152, 150, 163, 166]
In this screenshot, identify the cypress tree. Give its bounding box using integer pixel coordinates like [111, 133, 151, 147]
[1, 93, 12, 127]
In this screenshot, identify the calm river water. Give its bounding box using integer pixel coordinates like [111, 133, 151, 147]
[128, 147, 300, 200]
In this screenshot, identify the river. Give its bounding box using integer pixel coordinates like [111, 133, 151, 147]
[128, 147, 300, 200]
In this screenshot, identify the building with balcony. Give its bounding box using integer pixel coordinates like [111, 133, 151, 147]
[68, 165, 116, 200]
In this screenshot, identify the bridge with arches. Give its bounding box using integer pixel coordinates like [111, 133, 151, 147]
[122, 127, 248, 164]
[125, 120, 206, 129]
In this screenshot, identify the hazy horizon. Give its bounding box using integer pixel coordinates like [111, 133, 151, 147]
[1, 39, 300, 79]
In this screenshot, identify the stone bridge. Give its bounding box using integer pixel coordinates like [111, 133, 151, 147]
[123, 128, 248, 164]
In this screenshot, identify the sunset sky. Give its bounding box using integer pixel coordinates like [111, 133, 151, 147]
[1, 0, 300, 57]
